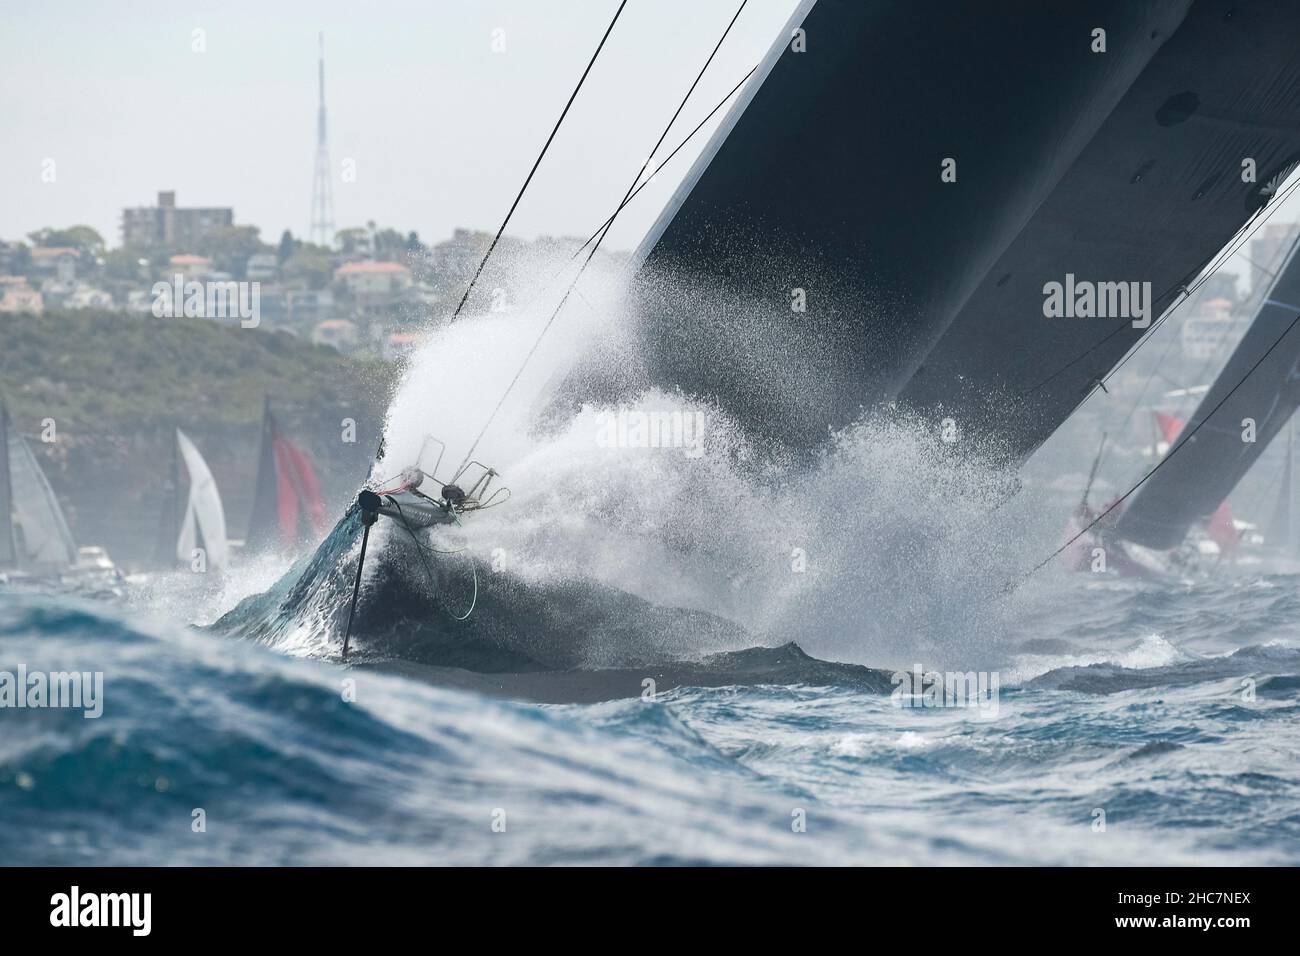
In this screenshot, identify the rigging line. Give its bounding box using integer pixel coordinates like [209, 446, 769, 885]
[1095, 197, 1284, 387]
[531, 63, 755, 301]
[1015, 272, 1194, 400]
[1098, 221, 1300, 476]
[1095, 173, 1300, 386]
[1019, 174, 1300, 401]
[1098, 261, 1263, 476]
[1009, 308, 1300, 590]
[1185, 227, 1300, 391]
[1089, 188, 1300, 465]
[454, 0, 750, 477]
[568, 62, 759, 261]
[389, 498, 478, 621]
[1092, 317, 1183, 478]
[1237, 250, 1280, 283]
[447, 0, 629, 324]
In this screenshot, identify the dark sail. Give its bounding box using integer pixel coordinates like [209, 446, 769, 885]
[246, 403, 326, 552]
[1116, 234, 1300, 549]
[898, 0, 1300, 458]
[580, 0, 1300, 458]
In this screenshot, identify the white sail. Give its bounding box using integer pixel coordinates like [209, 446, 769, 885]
[6, 434, 78, 568]
[0, 408, 15, 567]
[176, 429, 228, 570]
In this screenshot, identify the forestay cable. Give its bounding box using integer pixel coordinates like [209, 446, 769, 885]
[1010, 309, 1300, 589]
[447, 0, 629, 323]
[454, 0, 751, 476]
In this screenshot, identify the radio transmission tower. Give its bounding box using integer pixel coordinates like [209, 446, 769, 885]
[309, 31, 335, 248]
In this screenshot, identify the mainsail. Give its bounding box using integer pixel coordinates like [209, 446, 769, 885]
[246, 404, 326, 552]
[588, 0, 1300, 459]
[1148, 412, 1239, 554]
[1116, 230, 1300, 549]
[172, 429, 229, 570]
[0, 405, 78, 570]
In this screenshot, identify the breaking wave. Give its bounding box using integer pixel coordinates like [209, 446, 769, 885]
[217, 276, 1077, 675]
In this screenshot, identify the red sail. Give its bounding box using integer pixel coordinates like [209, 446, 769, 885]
[1208, 503, 1239, 555]
[274, 434, 326, 540]
[1154, 412, 1184, 445]
[247, 406, 327, 552]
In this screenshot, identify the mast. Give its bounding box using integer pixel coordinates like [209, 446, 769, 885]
[1079, 432, 1107, 515]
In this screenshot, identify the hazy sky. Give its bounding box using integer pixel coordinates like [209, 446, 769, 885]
[1, 0, 799, 251]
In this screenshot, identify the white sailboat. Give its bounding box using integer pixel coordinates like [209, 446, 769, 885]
[0, 402, 78, 575]
[160, 428, 229, 571]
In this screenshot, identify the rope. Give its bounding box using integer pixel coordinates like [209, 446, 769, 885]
[446, 0, 629, 324]
[1010, 309, 1300, 589]
[370, 1, 627, 465]
[1094, 223, 1300, 480]
[454, 0, 750, 477]
[568, 63, 758, 261]
[1021, 173, 1300, 402]
[387, 496, 478, 621]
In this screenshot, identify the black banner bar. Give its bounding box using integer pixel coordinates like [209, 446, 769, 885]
[0, 867, 1283, 941]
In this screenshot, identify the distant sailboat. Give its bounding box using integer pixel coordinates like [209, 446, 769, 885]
[1117, 219, 1300, 550]
[0, 401, 78, 573]
[156, 428, 228, 571]
[245, 401, 327, 553]
[1148, 412, 1240, 557]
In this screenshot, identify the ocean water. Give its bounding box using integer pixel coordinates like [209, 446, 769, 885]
[2, 570, 1298, 866]
[5, 303, 1299, 866]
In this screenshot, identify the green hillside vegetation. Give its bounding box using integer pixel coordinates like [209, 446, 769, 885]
[0, 309, 395, 432]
